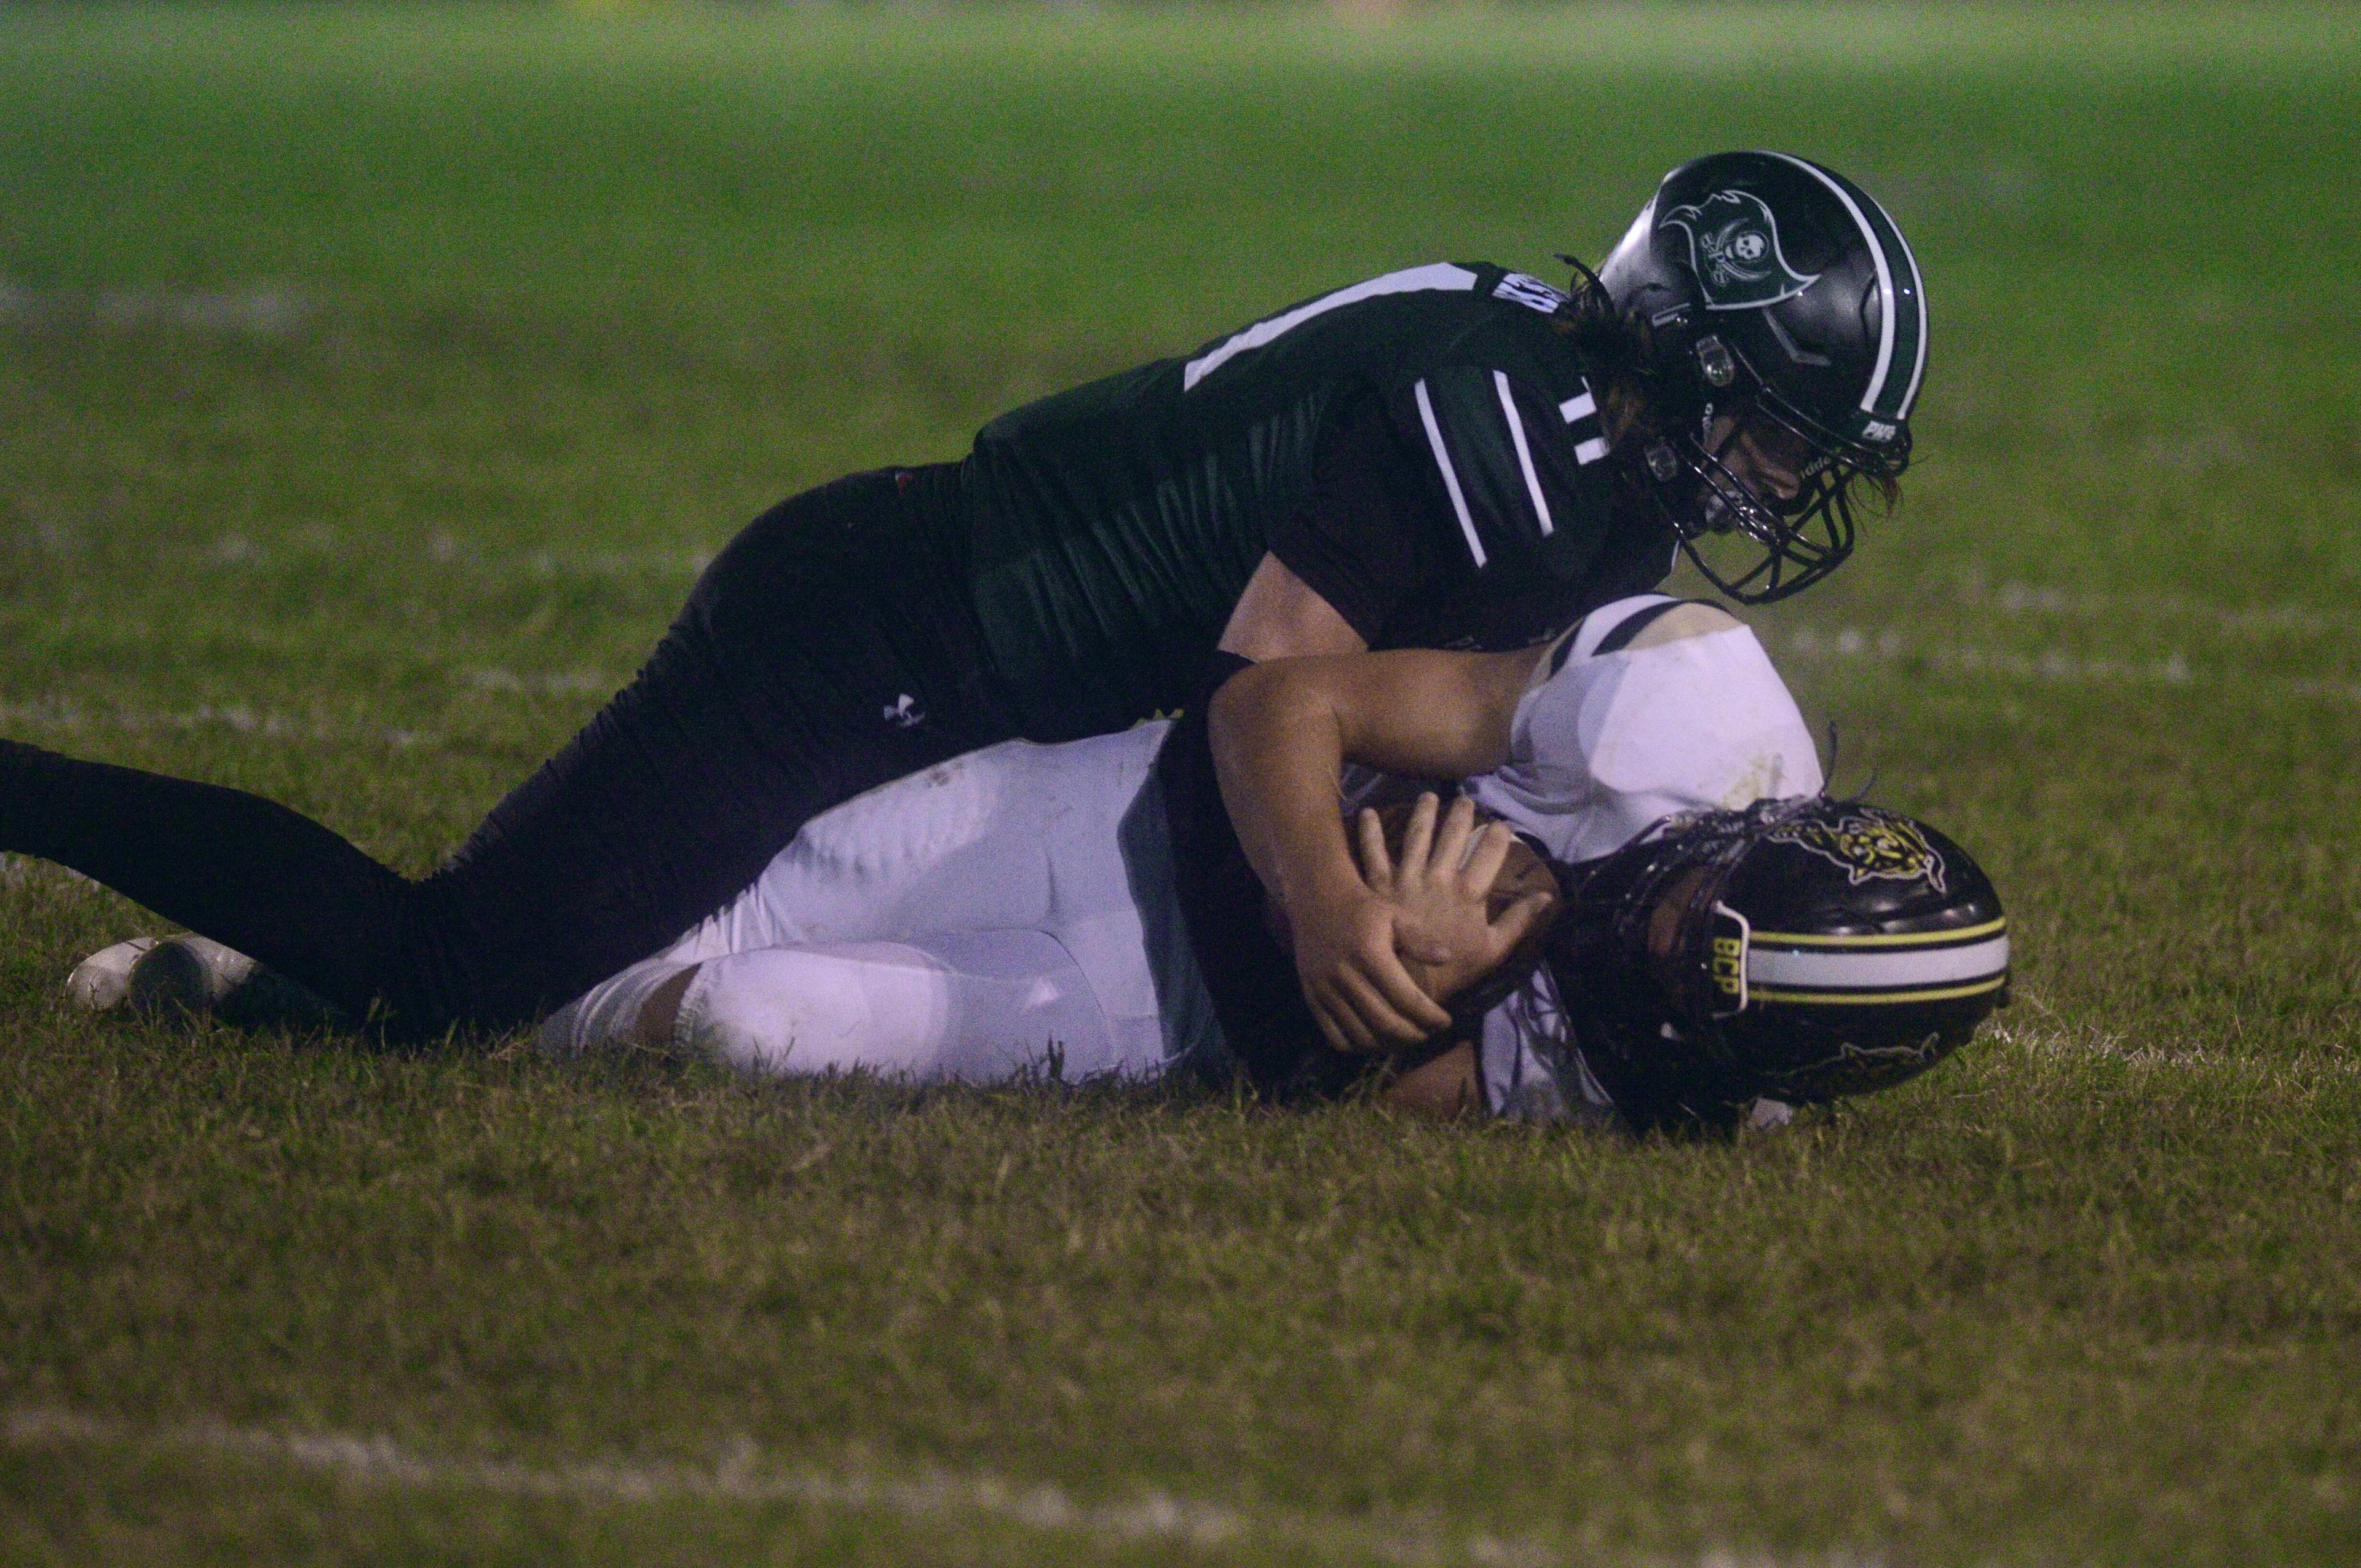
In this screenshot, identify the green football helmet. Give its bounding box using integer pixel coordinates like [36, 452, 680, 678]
[1593, 151, 1929, 604]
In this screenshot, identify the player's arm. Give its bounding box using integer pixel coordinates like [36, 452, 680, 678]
[1216, 386, 1438, 663]
[1209, 644, 1543, 1051]
[1216, 554, 1369, 662]
[1382, 1041, 1482, 1118]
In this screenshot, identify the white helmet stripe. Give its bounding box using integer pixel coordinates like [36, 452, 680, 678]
[1889, 205, 1929, 417]
[1848, 173, 1929, 420]
[1749, 934, 2009, 992]
[1756, 150, 1907, 419]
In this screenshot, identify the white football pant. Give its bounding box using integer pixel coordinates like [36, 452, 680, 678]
[539, 723, 1219, 1085]
[543, 593, 1826, 1111]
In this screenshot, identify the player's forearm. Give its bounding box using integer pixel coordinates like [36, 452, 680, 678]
[1209, 648, 1531, 914]
[1209, 662, 1364, 915]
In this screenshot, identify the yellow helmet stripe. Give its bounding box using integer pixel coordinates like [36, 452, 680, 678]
[1748, 975, 2009, 1007]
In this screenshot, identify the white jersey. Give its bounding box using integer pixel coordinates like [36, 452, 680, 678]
[1463, 593, 1822, 1121]
[544, 593, 1821, 1122]
[1467, 593, 1822, 862]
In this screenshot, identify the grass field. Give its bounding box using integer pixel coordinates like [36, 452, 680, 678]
[6, 2, 2361, 1562]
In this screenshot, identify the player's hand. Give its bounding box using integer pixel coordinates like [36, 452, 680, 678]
[1356, 793, 1556, 1012]
[1291, 793, 1551, 1053]
[1292, 871, 1457, 1053]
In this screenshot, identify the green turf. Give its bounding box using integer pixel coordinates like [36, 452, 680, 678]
[5, 3, 2361, 1562]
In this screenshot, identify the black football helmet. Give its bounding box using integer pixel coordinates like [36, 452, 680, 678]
[1592, 151, 1929, 603]
[1547, 797, 2005, 1130]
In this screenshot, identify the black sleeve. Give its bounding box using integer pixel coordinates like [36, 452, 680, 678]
[1380, 365, 1620, 585]
[1265, 384, 1447, 645]
[1155, 652, 1380, 1103]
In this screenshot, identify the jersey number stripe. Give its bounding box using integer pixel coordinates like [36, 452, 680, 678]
[1493, 371, 1556, 539]
[1182, 263, 1481, 392]
[1413, 378, 1487, 569]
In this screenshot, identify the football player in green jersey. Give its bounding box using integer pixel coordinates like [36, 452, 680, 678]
[1, 152, 1926, 1045]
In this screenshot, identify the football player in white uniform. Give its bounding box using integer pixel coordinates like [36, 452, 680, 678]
[513, 595, 2005, 1129]
[72, 595, 2004, 1128]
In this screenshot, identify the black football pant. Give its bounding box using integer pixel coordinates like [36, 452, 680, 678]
[0, 466, 1026, 1039]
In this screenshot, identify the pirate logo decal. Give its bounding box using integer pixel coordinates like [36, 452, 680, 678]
[1658, 188, 1820, 310]
[1766, 809, 1948, 892]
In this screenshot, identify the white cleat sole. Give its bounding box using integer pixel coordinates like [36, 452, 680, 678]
[65, 936, 162, 1012]
[66, 934, 267, 1019]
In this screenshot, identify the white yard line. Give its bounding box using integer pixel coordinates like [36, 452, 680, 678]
[0, 670, 627, 746]
[1773, 625, 2361, 705]
[12, 528, 718, 580]
[0, 1405, 1607, 1567]
[47, 537, 2361, 642]
[6, 616, 2357, 767]
[1, 626, 2357, 772]
[0, 697, 435, 750]
[0, 284, 314, 336]
[464, 667, 620, 697]
[1779, 626, 2194, 687]
[427, 538, 719, 579]
[1953, 577, 2361, 641]
[1, 1405, 1879, 1567]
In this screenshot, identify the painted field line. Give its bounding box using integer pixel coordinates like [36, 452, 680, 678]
[1, 635, 2353, 763]
[415, 536, 719, 580]
[0, 1406, 1521, 1564]
[1783, 626, 2191, 686]
[1776, 626, 2361, 707]
[1987, 1021, 2361, 1076]
[53, 533, 2361, 646]
[0, 696, 435, 750]
[0, 284, 314, 336]
[33, 529, 2361, 645]
[1956, 578, 2361, 641]
[0, 675, 623, 749]
[0, 1406, 1855, 1568]
[14, 528, 719, 581]
[0, 633, 2349, 769]
[208, 533, 716, 580]
[465, 666, 620, 697]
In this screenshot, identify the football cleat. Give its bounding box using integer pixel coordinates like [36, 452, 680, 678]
[64, 936, 162, 1012]
[66, 934, 344, 1029]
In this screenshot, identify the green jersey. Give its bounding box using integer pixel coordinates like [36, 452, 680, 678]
[957, 262, 1675, 739]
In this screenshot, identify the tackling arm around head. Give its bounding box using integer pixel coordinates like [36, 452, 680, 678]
[1208, 644, 1548, 1055]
